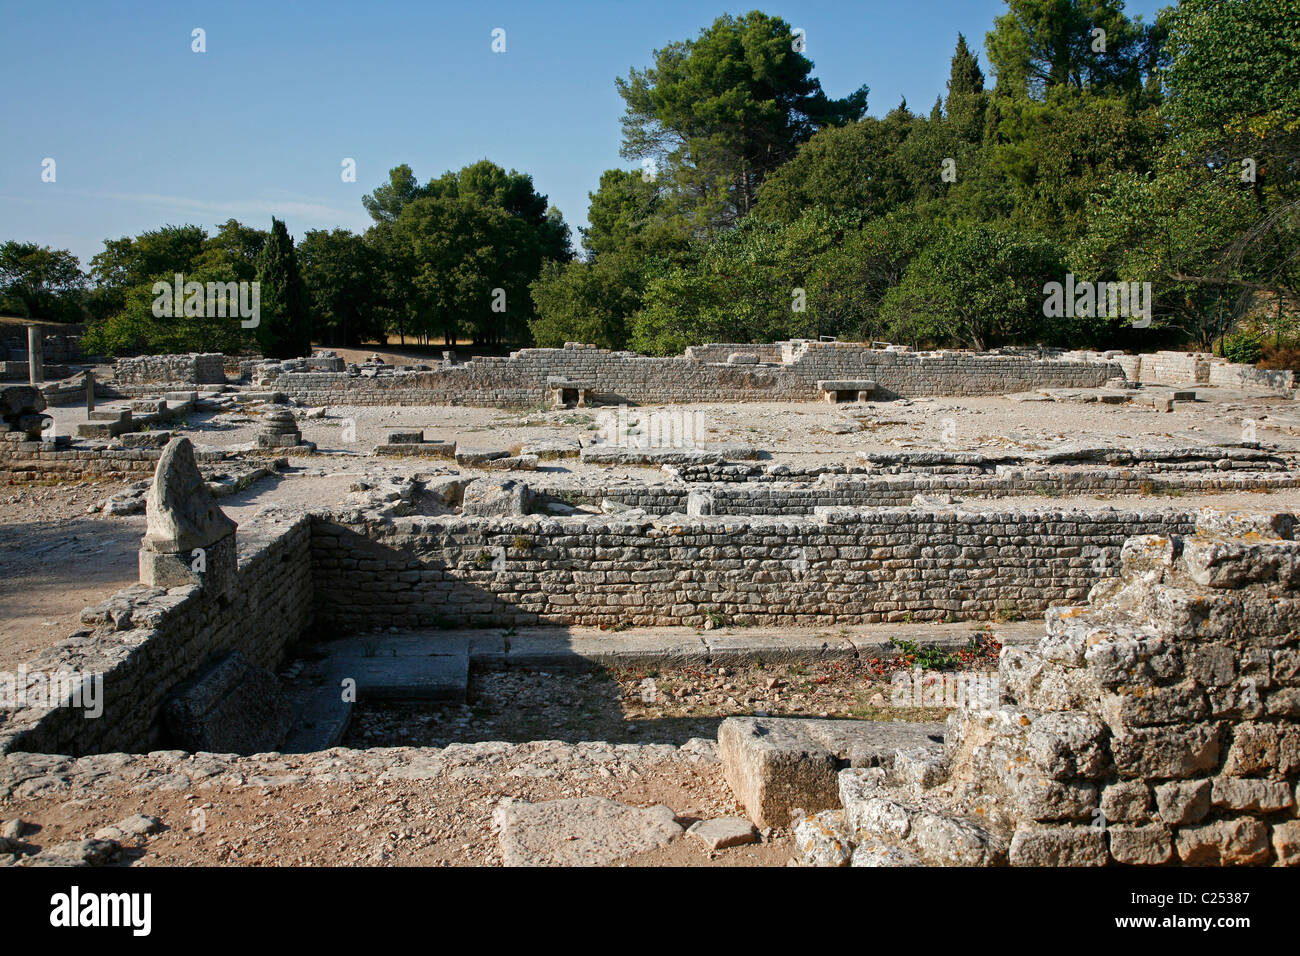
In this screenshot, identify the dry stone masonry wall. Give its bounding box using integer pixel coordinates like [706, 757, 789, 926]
[114, 353, 226, 385]
[274, 341, 1123, 407]
[0, 509, 312, 756]
[309, 508, 1198, 631]
[794, 509, 1300, 867]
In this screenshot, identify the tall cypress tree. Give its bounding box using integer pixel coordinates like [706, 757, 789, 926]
[947, 34, 985, 100]
[946, 34, 989, 143]
[254, 217, 311, 358]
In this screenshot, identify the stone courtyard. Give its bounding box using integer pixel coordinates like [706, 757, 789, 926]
[2, 341, 1299, 867]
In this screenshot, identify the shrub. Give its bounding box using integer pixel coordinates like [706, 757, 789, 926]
[1222, 332, 1264, 365]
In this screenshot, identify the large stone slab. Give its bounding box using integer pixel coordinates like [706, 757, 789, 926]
[163, 651, 293, 755]
[494, 797, 683, 866]
[317, 634, 469, 701]
[719, 717, 945, 828]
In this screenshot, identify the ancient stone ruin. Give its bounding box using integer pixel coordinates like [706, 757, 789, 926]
[2, 340, 1299, 869]
[787, 509, 1300, 867]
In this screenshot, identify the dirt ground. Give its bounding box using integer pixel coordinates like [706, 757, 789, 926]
[0, 760, 792, 867]
[344, 646, 997, 749]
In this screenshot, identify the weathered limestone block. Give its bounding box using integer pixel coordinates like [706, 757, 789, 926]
[1101, 781, 1152, 823]
[1174, 818, 1271, 866]
[913, 813, 1007, 866]
[163, 651, 292, 754]
[461, 477, 532, 517]
[686, 817, 758, 850]
[1181, 534, 1300, 589]
[1272, 821, 1300, 866]
[1222, 722, 1300, 776]
[1024, 711, 1110, 779]
[493, 797, 682, 866]
[1112, 724, 1220, 779]
[719, 717, 840, 828]
[793, 809, 854, 866]
[1210, 776, 1295, 813]
[1154, 780, 1212, 825]
[851, 838, 923, 867]
[1108, 824, 1173, 865]
[139, 437, 237, 597]
[1100, 681, 1210, 732]
[1009, 825, 1109, 866]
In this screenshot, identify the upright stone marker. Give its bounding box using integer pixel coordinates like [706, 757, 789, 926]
[139, 437, 238, 598]
[26, 326, 43, 385]
[85, 370, 95, 413]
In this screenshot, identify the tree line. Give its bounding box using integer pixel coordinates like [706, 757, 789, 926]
[2, 1, 1296, 363]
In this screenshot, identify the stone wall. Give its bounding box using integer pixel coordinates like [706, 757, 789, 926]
[797, 509, 1300, 867]
[309, 508, 1198, 631]
[1208, 361, 1296, 395]
[0, 511, 313, 756]
[274, 341, 1122, 407]
[0, 434, 263, 482]
[538, 470, 1300, 516]
[114, 353, 226, 385]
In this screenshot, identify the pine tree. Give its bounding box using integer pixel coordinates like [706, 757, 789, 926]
[254, 218, 311, 358]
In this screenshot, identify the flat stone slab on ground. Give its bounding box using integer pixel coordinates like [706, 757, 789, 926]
[280, 682, 354, 753]
[687, 817, 759, 850]
[494, 630, 710, 670]
[455, 446, 511, 465]
[703, 631, 855, 664]
[327, 623, 1038, 672]
[494, 796, 683, 866]
[316, 634, 469, 701]
[521, 437, 582, 459]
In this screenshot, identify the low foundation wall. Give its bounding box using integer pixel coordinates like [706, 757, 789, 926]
[310, 508, 1199, 631]
[0, 511, 313, 756]
[0, 438, 257, 481]
[115, 353, 226, 385]
[276, 342, 1121, 407]
[540, 470, 1300, 516]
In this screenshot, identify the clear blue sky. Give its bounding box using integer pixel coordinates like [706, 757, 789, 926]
[0, 0, 1171, 266]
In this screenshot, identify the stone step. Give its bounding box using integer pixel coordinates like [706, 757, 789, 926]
[316, 634, 470, 701]
[280, 684, 353, 753]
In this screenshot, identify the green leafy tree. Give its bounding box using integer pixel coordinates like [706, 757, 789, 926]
[368, 161, 571, 346]
[880, 223, 1064, 349]
[83, 223, 260, 355]
[986, 0, 1152, 98]
[361, 164, 424, 225]
[87, 224, 208, 320]
[528, 169, 691, 350]
[0, 241, 87, 322]
[299, 229, 386, 347]
[1158, 0, 1300, 310]
[755, 107, 917, 223]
